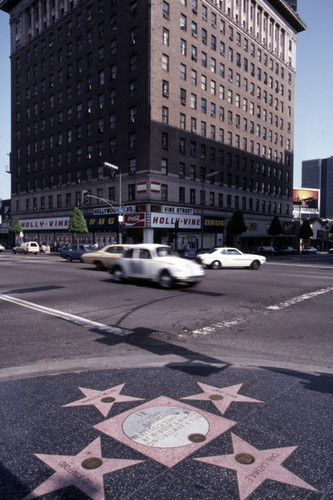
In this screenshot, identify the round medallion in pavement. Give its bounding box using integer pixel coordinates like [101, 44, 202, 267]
[81, 457, 103, 470]
[235, 453, 255, 465]
[188, 433, 206, 443]
[122, 406, 209, 448]
[209, 394, 223, 401]
[101, 397, 116, 403]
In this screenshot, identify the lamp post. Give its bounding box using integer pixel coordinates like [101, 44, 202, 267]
[200, 171, 219, 249]
[104, 162, 123, 243]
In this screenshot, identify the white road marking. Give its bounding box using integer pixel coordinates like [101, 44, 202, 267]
[190, 286, 333, 336]
[0, 293, 133, 336]
[192, 317, 247, 336]
[266, 286, 333, 310]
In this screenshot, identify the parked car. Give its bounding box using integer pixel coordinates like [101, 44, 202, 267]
[252, 245, 276, 256]
[301, 247, 317, 254]
[110, 244, 205, 288]
[328, 248, 333, 254]
[0, 243, 5, 252]
[277, 247, 298, 255]
[196, 247, 266, 270]
[81, 244, 132, 270]
[60, 243, 96, 262]
[13, 241, 40, 255]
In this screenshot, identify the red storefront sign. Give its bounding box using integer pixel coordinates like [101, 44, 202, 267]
[125, 213, 145, 227]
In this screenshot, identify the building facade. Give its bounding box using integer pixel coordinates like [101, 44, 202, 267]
[0, 0, 306, 250]
[302, 156, 333, 219]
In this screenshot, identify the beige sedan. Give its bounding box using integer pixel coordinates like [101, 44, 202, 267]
[81, 244, 131, 270]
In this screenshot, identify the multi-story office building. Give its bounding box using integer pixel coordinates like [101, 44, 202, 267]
[0, 0, 305, 249]
[302, 156, 333, 219]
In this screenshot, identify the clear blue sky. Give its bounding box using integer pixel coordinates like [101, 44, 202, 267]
[0, 0, 332, 199]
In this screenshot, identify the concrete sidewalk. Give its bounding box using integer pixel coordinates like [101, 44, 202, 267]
[0, 363, 332, 499]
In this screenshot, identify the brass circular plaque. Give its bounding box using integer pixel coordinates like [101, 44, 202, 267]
[235, 453, 255, 465]
[81, 457, 103, 470]
[101, 397, 115, 403]
[188, 433, 206, 443]
[209, 394, 223, 401]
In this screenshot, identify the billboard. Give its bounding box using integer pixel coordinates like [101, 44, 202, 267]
[293, 188, 320, 216]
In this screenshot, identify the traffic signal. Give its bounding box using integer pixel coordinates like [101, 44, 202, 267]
[82, 190, 89, 204]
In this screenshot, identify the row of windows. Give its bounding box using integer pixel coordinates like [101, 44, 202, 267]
[161, 107, 292, 153]
[163, 22, 291, 82]
[164, 0, 294, 65]
[162, 49, 292, 99]
[15, 0, 135, 51]
[16, 189, 289, 217]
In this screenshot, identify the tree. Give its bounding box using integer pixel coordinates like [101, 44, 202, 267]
[299, 219, 313, 241]
[9, 218, 22, 235]
[68, 207, 88, 242]
[226, 210, 247, 247]
[10, 218, 23, 245]
[267, 216, 284, 249]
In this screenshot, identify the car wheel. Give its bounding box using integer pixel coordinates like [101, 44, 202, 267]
[158, 270, 173, 289]
[250, 260, 260, 270]
[95, 261, 104, 271]
[211, 260, 221, 269]
[112, 266, 124, 283]
[66, 255, 72, 262]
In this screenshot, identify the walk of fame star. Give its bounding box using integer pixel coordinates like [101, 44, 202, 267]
[194, 433, 317, 500]
[95, 396, 236, 467]
[181, 382, 263, 415]
[62, 383, 144, 417]
[24, 437, 144, 500]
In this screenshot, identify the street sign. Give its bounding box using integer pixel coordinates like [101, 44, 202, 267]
[117, 208, 125, 213]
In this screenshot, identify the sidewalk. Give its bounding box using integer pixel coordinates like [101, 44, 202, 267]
[0, 363, 332, 499]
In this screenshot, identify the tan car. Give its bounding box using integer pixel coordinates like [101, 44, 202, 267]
[81, 244, 131, 270]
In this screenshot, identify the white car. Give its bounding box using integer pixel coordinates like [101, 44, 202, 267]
[13, 241, 40, 255]
[301, 247, 317, 254]
[196, 247, 266, 270]
[110, 244, 205, 288]
[0, 244, 5, 252]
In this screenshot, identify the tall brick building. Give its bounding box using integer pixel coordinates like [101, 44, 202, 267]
[0, 0, 305, 249]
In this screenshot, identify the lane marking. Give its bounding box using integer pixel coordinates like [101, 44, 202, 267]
[0, 293, 133, 336]
[190, 286, 333, 336]
[266, 286, 333, 310]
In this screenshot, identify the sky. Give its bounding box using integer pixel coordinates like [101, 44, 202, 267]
[0, 0, 332, 200]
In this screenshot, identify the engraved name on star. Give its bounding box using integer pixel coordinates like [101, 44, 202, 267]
[181, 382, 263, 415]
[62, 383, 144, 417]
[194, 433, 317, 500]
[24, 437, 144, 500]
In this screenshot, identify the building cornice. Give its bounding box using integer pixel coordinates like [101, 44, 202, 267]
[0, 0, 19, 14]
[267, 0, 306, 32]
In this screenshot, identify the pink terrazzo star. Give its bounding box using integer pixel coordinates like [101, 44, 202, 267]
[62, 383, 144, 417]
[95, 396, 236, 467]
[181, 382, 263, 415]
[194, 433, 317, 500]
[24, 437, 144, 500]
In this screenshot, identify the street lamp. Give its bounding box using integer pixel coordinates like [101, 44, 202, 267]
[200, 171, 220, 250]
[104, 162, 123, 243]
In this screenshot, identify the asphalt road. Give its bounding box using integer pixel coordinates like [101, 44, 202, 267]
[0, 251, 332, 379]
[0, 251, 333, 500]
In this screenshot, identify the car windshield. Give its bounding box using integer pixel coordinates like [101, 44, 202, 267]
[156, 246, 175, 257]
[207, 248, 220, 254]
